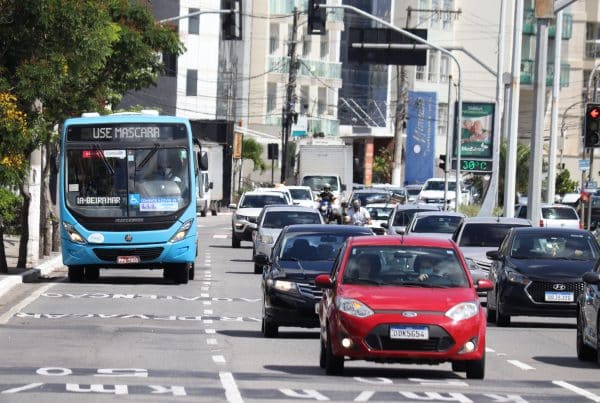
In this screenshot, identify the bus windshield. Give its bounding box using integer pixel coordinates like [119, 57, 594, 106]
[64, 124, 191, 218]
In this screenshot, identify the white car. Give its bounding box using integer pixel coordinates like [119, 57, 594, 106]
[229, 191, 290, 248]
[254, 187, 294, 205]
[286, 185, 317, 208]
[417, 178, 468, 209]
[365, 203, 395, 235]
[252, 205, 323, 273]
[515, 203, 580, 228]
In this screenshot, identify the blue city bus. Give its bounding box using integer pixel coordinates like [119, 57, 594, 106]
[59, 111, 200, 284]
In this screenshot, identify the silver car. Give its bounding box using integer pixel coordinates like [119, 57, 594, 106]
[252, 205, 323, 273]
[404, 211, 466, 239]
[382, 204, 440, 235]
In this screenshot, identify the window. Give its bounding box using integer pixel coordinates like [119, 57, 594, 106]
[186, 69, 197, 96]
[431, 0, 441, 30]
[269, 23, 279, 54]
[428, 51, 438, 82]
[437, 103, 448, 136]
[417, 0, 428, 26]
[300, 85, 309, 114]
[267, 82, 277, 112]
[416, 65, 425, 81]
[162, 52, 177, 77]
[189, 8, 199, 34]
[586, 23, 600, 59]
[303, 29, 311, 57]
[440, 55, 449, 82]
[443, 0, 454, 30]
[320, 31, 329, 58]
[317, 87, 326, 115]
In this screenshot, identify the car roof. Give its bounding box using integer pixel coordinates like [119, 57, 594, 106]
[413, 211, 465, 218]
[261, 205, 318, 213]
[282, 224, 374, 234]
[351, 188, 391, 194]
[242, 191, 287, 197]
[365, 203, 396, 208]
[516, 203, 576, 209]
[285, 185, 312, 190]
[394, 204, 440, 211]
[460, 216, 532, 225]
[347, 235, 456, 248]
[510, 227, 589, 235]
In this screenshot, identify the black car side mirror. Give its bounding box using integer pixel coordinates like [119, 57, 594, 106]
[486, 250, 500, 260]
[254, 254, 269, 265]
[381, 222, 389, 229]
[582, 271, 600, 284]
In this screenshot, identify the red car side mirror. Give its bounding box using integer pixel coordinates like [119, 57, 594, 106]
[475, 279, 494, 292]
[315, 274, 333, 289]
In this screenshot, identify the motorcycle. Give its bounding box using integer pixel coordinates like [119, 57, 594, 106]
[319, 199, 333, 223]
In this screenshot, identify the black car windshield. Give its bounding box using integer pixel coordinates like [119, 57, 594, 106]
[542, 207, 578, 220]
[289, 188, 313, 200]
[239, 194, 286, 208]
[302, 176, 339, 192]
[279, 233, 351, 262]
[263, 211, 321, 228]
[341, 246, 469, 288]
[352, 192, 392, 206]
[366, 206, 394, 221]
[423, 181, 456, 191]
[510, 233, 599, 260]
[459, 223, 530, 247]
[412, 215, 462, 234]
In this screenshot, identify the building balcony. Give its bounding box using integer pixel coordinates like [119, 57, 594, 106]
[268, 56, 342, 81]
[520, 60, 570, 87]
[522, 9, 572, 40]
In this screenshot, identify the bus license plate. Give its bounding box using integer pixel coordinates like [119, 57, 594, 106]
[117, 256, 140, 264]
[544, 291, 573, 302]
[390, 325, 429, 340]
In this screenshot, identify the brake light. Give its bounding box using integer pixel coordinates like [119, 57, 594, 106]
[580, 222, 583, 229]
[539, 219, 544, 227]
[82, 150, 103, 159]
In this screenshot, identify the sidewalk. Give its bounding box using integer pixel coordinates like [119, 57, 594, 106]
[0, 235, 64, 299]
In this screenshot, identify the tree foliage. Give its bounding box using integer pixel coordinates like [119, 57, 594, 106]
[498, 141, 531, 206]
[372, 147, 393, 183]
[555, 169, 578, 195]
[242, 138, 266, 172]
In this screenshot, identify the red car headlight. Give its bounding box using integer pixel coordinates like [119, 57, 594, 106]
[336, 297, 374, 318]
[445, 302, 479, 321]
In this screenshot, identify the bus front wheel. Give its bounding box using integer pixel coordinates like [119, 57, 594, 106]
[68, 266, 84, 282]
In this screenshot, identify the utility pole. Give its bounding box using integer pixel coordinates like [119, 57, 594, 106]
[547, 10, 563, 204]
[281, 8, 299, 183]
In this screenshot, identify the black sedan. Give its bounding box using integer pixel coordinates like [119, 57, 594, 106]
[576, 265, 600, 364]
[486, 227, 600, 327]
[254, 224, 373, 337]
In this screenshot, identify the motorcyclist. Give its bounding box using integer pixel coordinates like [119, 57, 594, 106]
[318, 184, 336, 204]
[346, 199, 371, 226]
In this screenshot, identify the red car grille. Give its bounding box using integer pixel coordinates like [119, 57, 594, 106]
[526, 281, 584, 303]
[365, 324, 454, 352]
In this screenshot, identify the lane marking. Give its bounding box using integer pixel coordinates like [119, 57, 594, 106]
[507, 360, 535, 371]
[212, 355, 226, 363]
[354, 391, 375, 401]
[213, 235, 228, 239]
[205, 329, 216, 334]
[207, 338, 218, 345]
[203, 301, 212, 305]
[485, 347, 495, 353]
[219, 372, 243, 403]
[553, 381, 600, 402]
[1, 383, 44, 394]
[0, 283, 55, 325]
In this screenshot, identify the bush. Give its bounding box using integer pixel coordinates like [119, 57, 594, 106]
[0, 188, 22, 235]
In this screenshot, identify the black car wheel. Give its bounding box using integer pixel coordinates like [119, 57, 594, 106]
[451, 361, 466, 372]
[68, 266, 84, 282]
[496, 292, 510, 327]
[486, 290, 496, 323]
[319, 336, 326, 369]
[324, 329, 344, 375]
[465, 351, 485, 379]
[173, 264, 189, 284]
[231, 233, 241, 248]
[188, 263, 195, 280]
[254, 263, 262, 274]
[261, 297, 278, 338]
[84, 267, 100, 282]
[576, 308, 595, 361]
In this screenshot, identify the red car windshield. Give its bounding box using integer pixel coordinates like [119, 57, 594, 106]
[342, 246, 469, 288]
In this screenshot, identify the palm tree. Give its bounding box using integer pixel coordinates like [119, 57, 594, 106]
[498, 141, 531, 207]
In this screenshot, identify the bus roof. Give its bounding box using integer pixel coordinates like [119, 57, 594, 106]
[63, 113, 190, 126]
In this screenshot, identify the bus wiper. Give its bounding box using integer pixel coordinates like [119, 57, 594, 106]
[93, 143, 114, 176]
[136, 143, 160, 170]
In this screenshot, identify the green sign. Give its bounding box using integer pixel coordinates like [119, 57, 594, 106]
[452, 158, 493, 173]
[455, 102, 495, 159]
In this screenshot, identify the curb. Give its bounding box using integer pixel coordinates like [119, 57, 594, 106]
[0, 254, 64, 299]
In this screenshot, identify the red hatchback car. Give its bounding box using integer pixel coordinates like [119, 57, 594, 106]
[316, 235, 493, 378]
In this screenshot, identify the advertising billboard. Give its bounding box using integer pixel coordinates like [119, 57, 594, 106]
[405, 91, 437, 185]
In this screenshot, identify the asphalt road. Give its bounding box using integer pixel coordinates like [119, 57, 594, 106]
[0, 213, 599, 402]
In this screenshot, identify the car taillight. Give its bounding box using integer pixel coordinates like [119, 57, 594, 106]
[539, 220, 544, 227]
[580, 222, 583, 229]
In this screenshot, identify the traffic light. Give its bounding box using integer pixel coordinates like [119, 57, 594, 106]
[308, 0, 327, 35]
[439, 154, 447, 171]
[584, 103, 600, 147]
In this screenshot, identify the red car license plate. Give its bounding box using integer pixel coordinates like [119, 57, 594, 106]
[390, 325, 429, 340]
[117, 256, 140, 264]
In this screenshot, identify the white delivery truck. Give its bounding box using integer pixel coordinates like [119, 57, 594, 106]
[197, 142, 223, 216]
[295, 143, 353, 221]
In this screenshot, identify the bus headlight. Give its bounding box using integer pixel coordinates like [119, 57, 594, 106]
[62, 222, 86, 244]
[170, 219, 193, 243]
